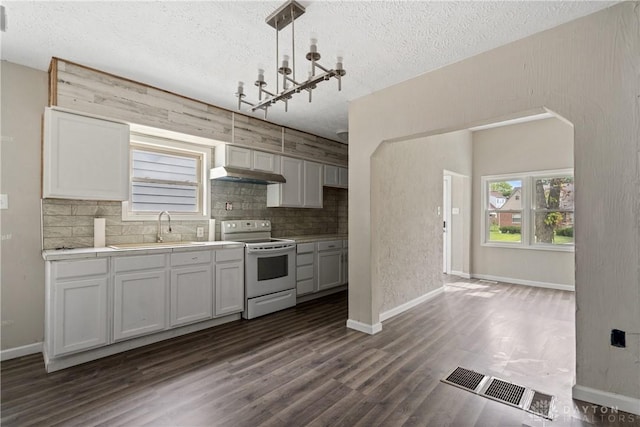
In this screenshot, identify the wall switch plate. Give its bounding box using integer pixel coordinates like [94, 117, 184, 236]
[0, 194, 8, 209]
[196, 227, 204, 238]
[611, 329, 626, 348]
[452, 207, 460, 215]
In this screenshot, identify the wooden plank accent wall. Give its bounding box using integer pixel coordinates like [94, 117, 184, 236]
[51, 58, 347, 166]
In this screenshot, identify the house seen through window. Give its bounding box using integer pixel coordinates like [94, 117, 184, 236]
[483, 170, 574, 249]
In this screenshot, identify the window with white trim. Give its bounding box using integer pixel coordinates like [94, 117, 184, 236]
[482, 169, 574, 250]
[122, 134, 210, 221]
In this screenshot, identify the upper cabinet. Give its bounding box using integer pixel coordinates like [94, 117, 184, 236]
[214, 144, 280, 174]
[43, 108, 130, 200]
[324, 165, 348, 189]
[267, 157, 323, 208]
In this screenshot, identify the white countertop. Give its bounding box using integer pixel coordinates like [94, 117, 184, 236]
[42, 241, 246, 261]
[281, 234, 348, 243]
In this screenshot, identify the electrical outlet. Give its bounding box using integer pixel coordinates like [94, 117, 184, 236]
[611, 329, 626, 348]
[225, 202, 233, 211]
[196, 227, 204, 238]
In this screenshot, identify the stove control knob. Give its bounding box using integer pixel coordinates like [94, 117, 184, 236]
[261, 222, 266, 227]
[231, 224, 236, 228]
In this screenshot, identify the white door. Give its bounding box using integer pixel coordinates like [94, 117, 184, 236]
[317, 250, 342, 290]
[443, 175, 452, 274]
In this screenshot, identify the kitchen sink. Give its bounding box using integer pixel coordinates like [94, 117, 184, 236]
[109, 242, 208, 250]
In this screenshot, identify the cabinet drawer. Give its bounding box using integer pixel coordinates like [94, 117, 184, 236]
[113, 254, 166, 273]
[216, 248, 244, 263]
[54, 258, 108, 279]
[317, 240, 343, 251]
[297, 265, 314, 281]
[297, 279, 314, 296]
[296, 242, 315, 254]
[171, 250, 212, 267]
[297, 253, 314, 266]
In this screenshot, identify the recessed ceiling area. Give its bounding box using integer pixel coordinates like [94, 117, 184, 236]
[0, 1, 616, 142]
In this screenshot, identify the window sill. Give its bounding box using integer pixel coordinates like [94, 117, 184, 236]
[481, 242, 575, 252]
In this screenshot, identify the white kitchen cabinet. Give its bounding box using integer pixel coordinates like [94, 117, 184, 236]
[43, 108, 130, 200]
[214, 144, 280, 173]
[170, 251, 213, 327]
[324, 165, 348, 189]
[304, 161, 323, 208]
[215, 249, 244, 316]
[113, 254, 168, 341]
[296, 242, 316, 296]
[267, 157, 323, 208]
[47, 258, 109, 357]
[316, 240, 343, 291]
[342, 240, 349, 285]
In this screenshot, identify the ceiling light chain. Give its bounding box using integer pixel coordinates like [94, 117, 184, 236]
[235, 0, 345, 119]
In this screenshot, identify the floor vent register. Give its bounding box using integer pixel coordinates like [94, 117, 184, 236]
[441, 367, 555, 420]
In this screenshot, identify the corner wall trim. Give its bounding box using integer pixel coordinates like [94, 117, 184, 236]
[573, 384, 640, 416]
[450, 271, 471, 279]
[346, 319, 382, 335]
[471, 273, 574, 292]
[1, 342, 43, 361]
[380, 286, 444, 322]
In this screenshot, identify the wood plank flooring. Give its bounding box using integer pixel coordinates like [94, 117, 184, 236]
[2, 279, 638, 426]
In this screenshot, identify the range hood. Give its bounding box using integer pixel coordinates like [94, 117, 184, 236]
[210, 166, 286, 185]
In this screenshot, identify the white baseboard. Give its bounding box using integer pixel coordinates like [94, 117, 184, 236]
[471, 273, 574, 292]
[380, 286, 444, 322]
[573, 384, 640, 416]
[346, 319, 382, 335]
[450, 271, 471, 279]
[1, 342, 43, 361]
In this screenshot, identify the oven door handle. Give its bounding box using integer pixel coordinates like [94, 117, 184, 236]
[247, 245, 295, 254]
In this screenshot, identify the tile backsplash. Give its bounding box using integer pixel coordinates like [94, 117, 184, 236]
[42, 182, 348, 249]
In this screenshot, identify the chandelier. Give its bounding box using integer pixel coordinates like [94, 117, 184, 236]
[235, 0, 345, 118]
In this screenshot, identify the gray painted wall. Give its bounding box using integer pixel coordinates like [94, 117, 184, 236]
[349, 3, 639, 400]
[471, 117, 574, 286]
[1, 62, 48, 350]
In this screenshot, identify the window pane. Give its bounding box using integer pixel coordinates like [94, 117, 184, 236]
[534, 211, 574, 245]
[132, 182, 198, 212]
[132, 150, 198, 183]
[488, 180, 521, 209]
[533, 177, 574, 210]
[487, 211, 522, 243]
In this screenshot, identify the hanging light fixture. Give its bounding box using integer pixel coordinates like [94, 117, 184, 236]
[235, 0, 345, 118]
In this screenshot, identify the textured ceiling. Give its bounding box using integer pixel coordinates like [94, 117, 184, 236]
[1, 1, 616, 142]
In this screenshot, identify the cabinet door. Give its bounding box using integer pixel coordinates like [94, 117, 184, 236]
[342, 249, 349, 285]
[43, 108, 130, 200]
[113, 270, 167, 341]
[215, 261, 244, 316]
[226, 146, 252, 169]
[253, 151, 279, 172]
[280, 157, 304, 207]
[317, 250, 342, 291]
[170, 264, 213, 327]
[339, 167, 349, 188]
[324, 165, 339, 187]
[52, 277, 108, 356]
[303, 161, 323, 208]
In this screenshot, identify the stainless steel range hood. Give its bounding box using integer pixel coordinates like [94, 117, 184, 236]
[210, 166, 286, 185]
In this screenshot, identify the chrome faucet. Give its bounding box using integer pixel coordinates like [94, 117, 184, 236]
[157, 211, 172, 243]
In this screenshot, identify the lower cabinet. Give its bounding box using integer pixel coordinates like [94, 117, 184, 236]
[317, 241, 343, 291]
[214, 248, 244, 316]
[113, 268, 168, 341]
[45, 246, 245, 363]
[48, 258, 109, 357]
[296, 243, 316, 296]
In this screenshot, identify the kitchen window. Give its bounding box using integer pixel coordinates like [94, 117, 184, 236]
[481, 169, 574, 251]
[122, 133, 210, 221]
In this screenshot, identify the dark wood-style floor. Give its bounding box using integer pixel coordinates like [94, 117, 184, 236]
[2, 279, 638, 426]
